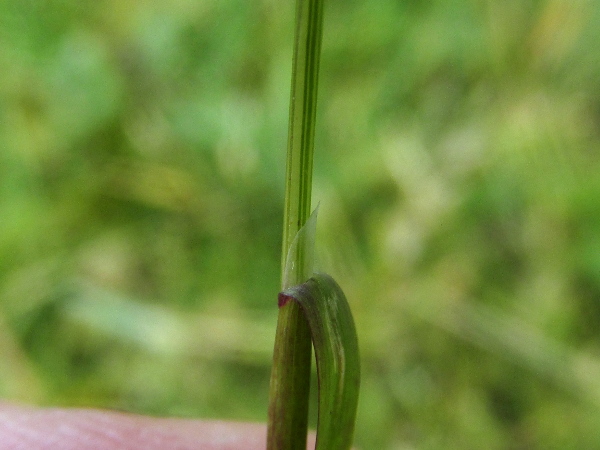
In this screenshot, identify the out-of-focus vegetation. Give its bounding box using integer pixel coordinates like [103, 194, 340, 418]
[2, 0, 600, 448]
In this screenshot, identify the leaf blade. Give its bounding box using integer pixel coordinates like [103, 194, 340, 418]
[279, 273, 360, 450]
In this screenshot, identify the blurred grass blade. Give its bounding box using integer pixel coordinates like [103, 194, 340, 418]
[279, 273, 360, 450]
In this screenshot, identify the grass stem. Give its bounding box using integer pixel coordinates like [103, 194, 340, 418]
[267, 0, 324, 448]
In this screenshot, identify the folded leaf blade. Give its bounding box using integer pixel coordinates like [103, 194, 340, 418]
[279, 273, 360, 450]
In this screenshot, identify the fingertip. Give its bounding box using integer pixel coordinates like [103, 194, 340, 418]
[0, 403, 317, 450]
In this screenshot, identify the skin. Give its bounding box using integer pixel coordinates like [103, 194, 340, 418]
[0, 402, 316, 450]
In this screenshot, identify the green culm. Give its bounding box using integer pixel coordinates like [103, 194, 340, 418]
[266, 0, 360, 449]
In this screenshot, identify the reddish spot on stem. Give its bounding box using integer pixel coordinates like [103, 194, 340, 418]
[278, 293, 293, 308]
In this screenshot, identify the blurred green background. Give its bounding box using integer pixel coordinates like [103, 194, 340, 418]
[2, 0, 600, 448]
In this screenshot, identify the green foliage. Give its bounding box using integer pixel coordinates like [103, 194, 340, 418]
[2, 0, 600, 448]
